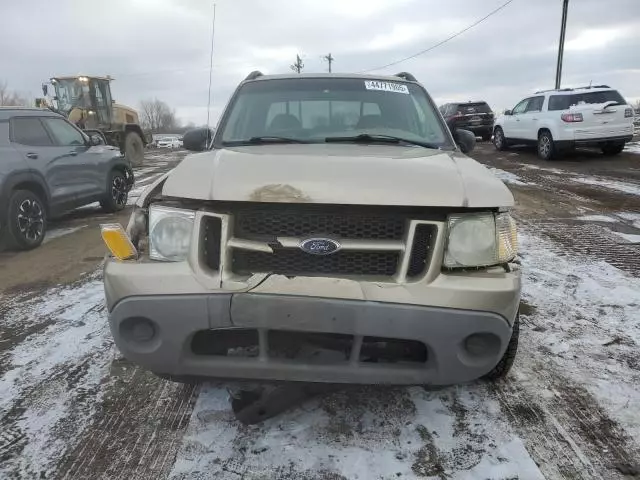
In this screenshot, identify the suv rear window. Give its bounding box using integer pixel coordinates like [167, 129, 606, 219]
[456, 103, 491, 114]
[11, 117, 54, 146]
[548, 90, 627, 111]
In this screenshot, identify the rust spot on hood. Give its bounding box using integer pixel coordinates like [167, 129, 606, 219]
[249, 184, 311, 203]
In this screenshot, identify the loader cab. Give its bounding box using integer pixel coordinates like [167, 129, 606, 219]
[50, 76, 114, 129]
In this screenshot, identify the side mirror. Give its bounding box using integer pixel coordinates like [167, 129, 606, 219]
[454, 129, 476, 154]
[182, 127, 214, 151]
[89, 134, 104, 146]
[504, 109, 512, 116]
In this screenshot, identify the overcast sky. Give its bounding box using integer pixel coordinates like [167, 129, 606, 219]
[2, 0, 639, 125]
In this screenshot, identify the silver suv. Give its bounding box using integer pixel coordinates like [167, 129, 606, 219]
[102, 72, 521, 386]
[0, 107, 133, 250]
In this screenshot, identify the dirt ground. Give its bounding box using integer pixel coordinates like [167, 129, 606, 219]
[1, 143, 639, 479]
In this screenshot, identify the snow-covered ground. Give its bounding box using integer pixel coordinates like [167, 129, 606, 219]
[166, 228, 640, 479]
[2, 142, 640, 478]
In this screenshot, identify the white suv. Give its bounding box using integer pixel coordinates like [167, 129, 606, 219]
[493, 86, 634, 160]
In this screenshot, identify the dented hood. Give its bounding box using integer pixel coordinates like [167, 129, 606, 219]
[162, 144, 514, 208]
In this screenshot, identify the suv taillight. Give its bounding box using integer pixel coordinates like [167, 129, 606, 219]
[561, 112, 583, 122]
[625, 108, 633, 118]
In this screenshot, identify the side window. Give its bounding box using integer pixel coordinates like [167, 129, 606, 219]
[548, 95, 571, 111]
[512, 98, 530, 115]
[42, 118, 86, 146]
[525, 96, 544, 112]
[11, 117, 54, 146]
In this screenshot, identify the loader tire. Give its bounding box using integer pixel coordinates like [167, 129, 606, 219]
[124, 132, 144, 166]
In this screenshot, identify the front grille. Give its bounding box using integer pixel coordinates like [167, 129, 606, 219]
[234, 207, 405, 240]
[233, 249, 400, 277]
[202, 217, 222, 270]
[407, 224, 436, 277]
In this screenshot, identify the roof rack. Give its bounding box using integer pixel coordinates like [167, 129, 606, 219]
[244, 71, 264, 81]
[535, 84, 611, 94]
[394, 72, 417, 82]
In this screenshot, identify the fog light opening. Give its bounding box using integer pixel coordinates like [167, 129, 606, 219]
[463, 333, 501, 358]
[121, 317, 157, 344]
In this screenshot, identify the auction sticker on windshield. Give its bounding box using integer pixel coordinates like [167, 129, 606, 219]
[364, 80, 409, 94]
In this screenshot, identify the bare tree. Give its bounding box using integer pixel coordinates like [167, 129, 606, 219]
[139, 98, 181, 133]
[0, 80, 28, 106]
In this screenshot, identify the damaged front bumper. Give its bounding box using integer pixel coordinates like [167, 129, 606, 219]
[104, 260, 521, 386]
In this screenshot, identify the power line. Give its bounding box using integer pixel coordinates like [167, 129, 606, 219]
[358, 0, 517, 73]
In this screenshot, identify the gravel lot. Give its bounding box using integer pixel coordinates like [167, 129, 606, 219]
[1, 142, 639, 479]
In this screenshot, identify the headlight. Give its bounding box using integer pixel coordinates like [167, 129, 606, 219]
[444, 212, 517, 268]
[149, 205, 195, 261]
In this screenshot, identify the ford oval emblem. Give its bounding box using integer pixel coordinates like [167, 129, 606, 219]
[299, 238, 341, 255]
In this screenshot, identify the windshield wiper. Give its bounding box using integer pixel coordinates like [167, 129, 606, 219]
[324, 133, 440, 150]
[224, 136, 311, 146]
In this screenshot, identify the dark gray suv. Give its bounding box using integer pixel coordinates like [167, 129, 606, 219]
[0, 107, 134, 250]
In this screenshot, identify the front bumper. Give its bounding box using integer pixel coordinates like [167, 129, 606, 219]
[105, 260, 521, 386]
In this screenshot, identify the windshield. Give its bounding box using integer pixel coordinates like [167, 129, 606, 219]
[53, 78, 91, 114]
[218, 77, 452, 148]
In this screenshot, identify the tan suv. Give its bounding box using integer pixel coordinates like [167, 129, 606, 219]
[102, 72, 521, 386]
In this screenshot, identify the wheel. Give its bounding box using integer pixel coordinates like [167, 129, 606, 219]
[601, 143, 624, 156]
[493, 127, 508, 151]
[100, 170, 129, 213]
[537, 130, 556, 160]
[4, 190, 47, 250]
[483, 314, 519, 381]
[124, 132, 144, 166]
[482, 132, 492, 142]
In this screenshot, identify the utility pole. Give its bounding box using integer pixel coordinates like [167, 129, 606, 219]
[323, 53, 334, 73]
[555, 0, 569, 89]
[290, 54, 304, 74]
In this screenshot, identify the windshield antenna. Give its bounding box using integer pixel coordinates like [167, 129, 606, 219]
[206, 3, 217, 145]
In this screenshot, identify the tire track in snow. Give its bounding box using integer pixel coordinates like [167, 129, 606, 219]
[59, 364, 198, 480]
[0, 273, 113, 479]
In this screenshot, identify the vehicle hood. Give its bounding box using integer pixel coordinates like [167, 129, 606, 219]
[162, 144, 514, 208]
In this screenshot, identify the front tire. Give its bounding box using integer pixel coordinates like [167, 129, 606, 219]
[124, 132, 144, 166]
[602, 143, 624, 156]
[100, 170, 129, 213]
[493, 127, 508, 151]
[5, 190, 47, 250]
[537, 130, 556, 160]
[483, 314, 519, 381]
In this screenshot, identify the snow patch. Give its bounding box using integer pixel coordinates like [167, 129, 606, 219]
[623, 141, 640, 154]
[611, 231, 640, 243]
[170, 384, 543, 479]
[570, 176, 640, 196]
[489, 168, 530, 186]
[575, 214, 617, 223]
[43, 225, 88, 244]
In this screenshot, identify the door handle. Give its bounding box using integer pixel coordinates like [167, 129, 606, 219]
[26, 153, 38, 159]
[68, 151, 78, 156]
